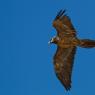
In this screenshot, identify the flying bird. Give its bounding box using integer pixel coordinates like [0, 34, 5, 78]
[49, 10, 95, 91]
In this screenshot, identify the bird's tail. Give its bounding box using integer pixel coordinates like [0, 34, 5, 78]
[79, 39, 95, 48]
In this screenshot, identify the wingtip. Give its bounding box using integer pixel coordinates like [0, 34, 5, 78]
[62, 80, 72, 91]
[55, 9, 66, 20]
[64, 85, 71, 91]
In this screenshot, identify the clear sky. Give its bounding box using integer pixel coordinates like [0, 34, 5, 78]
[0, 0, 95, 95]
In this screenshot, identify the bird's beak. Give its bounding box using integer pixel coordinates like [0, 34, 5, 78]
[48, 38, 53, 45]
[48, 40, 52, 45]
[48, 38, 54, 45]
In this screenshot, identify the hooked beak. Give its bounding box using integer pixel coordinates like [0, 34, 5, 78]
[48, 38, 54, 45]
[48, 40, 52, 44]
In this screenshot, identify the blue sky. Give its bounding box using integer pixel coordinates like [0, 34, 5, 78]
[0, 0, 95, 95]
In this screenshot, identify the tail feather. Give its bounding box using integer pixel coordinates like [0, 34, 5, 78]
[79, 39, 95, 48]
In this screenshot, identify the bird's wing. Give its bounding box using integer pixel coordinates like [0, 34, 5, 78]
[53, 46, 76, 91]
[53, 10, 76, 37]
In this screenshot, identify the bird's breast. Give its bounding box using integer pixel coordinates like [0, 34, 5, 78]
[58, 37, 79, 48]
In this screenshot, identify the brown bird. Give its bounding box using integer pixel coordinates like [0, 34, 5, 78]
[49, 10, 95, 91]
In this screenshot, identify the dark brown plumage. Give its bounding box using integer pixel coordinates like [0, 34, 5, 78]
[49, 10, 95, 91]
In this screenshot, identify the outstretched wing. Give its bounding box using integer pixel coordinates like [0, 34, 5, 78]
[53, 10, 76, 37]
[53, 46, 76, 91]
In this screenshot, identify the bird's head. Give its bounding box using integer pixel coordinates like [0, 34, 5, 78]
[48, 36, 60, 44]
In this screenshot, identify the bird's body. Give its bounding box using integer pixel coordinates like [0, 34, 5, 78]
[56, 36, 80, 48]
[49, 10, 95, 91]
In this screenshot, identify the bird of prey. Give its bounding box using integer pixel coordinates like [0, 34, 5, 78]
[49, 10, 95, 91]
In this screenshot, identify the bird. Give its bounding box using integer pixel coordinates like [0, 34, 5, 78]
[48, 10, 95, 91]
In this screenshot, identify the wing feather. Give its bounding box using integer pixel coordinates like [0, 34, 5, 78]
[53, 46, 76, 91]
[53, 10, 76, 37]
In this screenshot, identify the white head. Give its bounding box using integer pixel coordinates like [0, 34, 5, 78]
[48, 36, 60, 44]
